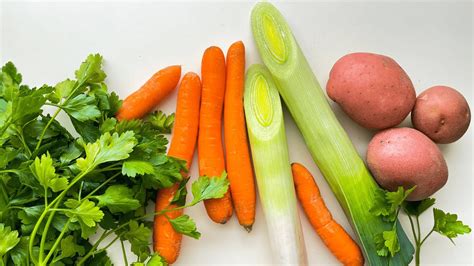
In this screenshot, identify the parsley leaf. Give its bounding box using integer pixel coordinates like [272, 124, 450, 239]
[383, 230, 400, 257]
[191, 172, 230, 205]
[52, 79, 76, 102]
[142, 156, 185, 189]
[31, 153, 69, 192]
[145, 111, 175, 134]
[370, 188, 390, 218]
[169, 214, 201, 239]
[171, 179, 189, 207]
[58, 235, 86, 258]
[121, 221, 151, 262]
[63, 94, 101, 122]
[385, 186, 415, 221]
[0, 147, 18, 169]
[18, 205, 44, 233]
[107, 92, 122, 116]
[145, 253, 168, 266]
[433, 208, 471, 241]
[375, 230, 401, 258]
[9, 236, 29, 266]
[76, 131, 137, 172]
[374, 233, 389, 257]
[100, 117, 117, 134]
[75, 54, 106, 85]
[1, 62, 22, 85]
[404, 198, 436, 216]
[94, 185, 141, 213]
[65, 199, 104, 228]
[0, 223, 21, 257]
[370, 186, 415, 222]
[11, 93, 46, 124]
[122, 160, 155, 178]
[70, 117, 101, 143]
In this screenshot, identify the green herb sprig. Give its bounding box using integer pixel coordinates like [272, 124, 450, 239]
[370, 187, 471, 265]
[0, 55, 229, 266]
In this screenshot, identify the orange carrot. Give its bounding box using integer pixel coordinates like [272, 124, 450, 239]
[224, 41, 255, 231]
[153, 72, 201, 264]
[199, 46, 233, 223]
[116, 65, 181, 120]
[291, 163, 364, 266]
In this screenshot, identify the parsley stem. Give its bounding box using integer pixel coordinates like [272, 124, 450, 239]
[413, 215, 432, 266]
[407, 214, 418, 243]
[415, 244, 421, 266]
[38, 197, 61, 263]
[34, 107, 62, 153]
[44, 188, 48, 206]
[120, 239, 128, 266]
[82, 172, 121, 201]
[76, 198, 204, 265]
[416, 215, 421, 243]
[16, 127, 32, 157]
[392, 207, 401, 231]
[33, 79, 85, 155]
[0, 169, 20, 174]
[41, 219, 72, 265]
[420, 228, 434, 246]
[99, 234, 121, 252]
[77, 230, 110, 265]
[78, 181, 84, 201]
[7, 206, 24, 211]
[29, 169, 90, 265]
[95, 162, 122, 172]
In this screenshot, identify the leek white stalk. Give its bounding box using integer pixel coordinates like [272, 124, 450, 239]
[251, 2, 414, 265]
[244, 64, 308, 266]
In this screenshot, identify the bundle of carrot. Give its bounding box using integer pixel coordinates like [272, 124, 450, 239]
[199, 43, 256, 227]
[116, 41, 256, 264]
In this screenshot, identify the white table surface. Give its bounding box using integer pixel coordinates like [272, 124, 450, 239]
[1, 1, 472, 265]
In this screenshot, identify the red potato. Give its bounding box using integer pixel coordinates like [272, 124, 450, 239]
[412, 86, 471, 144]
[367, 127, 448, 201]
[326, 53, 416, 130]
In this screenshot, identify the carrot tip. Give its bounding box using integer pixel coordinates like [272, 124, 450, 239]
[243, 225, 253, 233]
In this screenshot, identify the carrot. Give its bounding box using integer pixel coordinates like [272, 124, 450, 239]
[199, 46, 233, 223]
[116, 65, 181, 121]
[224, 41, 255, 231]
[291, 163, 364, 266]
[153, 72, 201, 264]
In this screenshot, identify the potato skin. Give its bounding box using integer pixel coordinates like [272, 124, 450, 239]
[326, 53, 416, 129]
[412, 86, 471, 144]
[366, 127, 448, 201]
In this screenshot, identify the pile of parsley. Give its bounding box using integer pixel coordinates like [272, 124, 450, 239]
[0, 54, 229, 266]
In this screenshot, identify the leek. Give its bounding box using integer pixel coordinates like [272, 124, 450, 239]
[251, 2, 414, 265]
[244, 64, 308, 266]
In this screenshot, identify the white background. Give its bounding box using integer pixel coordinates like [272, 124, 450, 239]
[1, 1, 472, 265]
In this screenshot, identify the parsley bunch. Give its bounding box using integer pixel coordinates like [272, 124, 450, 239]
[0, 55, 229, 266]
[370, 187, 471, 265]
